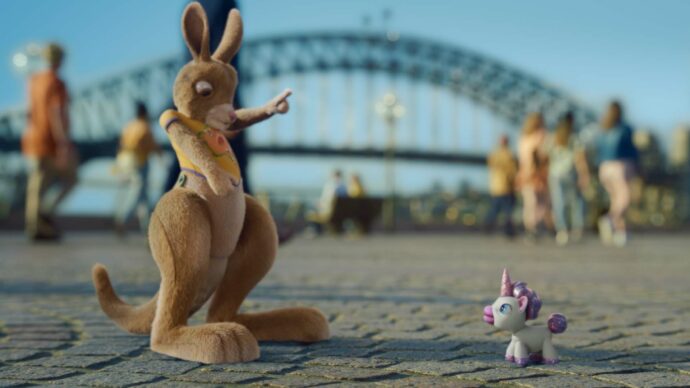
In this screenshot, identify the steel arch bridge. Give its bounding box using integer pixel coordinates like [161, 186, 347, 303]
[0, 31, 597, 164]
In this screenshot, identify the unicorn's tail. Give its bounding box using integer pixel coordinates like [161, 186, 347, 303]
[547, 313, 567, 334]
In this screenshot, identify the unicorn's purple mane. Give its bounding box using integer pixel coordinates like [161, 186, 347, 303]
[500, 269, 542, 321]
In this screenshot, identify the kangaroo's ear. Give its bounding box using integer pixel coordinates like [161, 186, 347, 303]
[212, 9, 243, 63]
[517, 296, 529, 313]
[182, 2, 210, 61]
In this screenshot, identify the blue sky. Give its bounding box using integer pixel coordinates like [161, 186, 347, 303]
[1, 0, 689, 211]
[1, 0, 689, 132]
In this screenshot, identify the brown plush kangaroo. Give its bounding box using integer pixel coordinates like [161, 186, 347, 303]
[91, 2, 329, 364]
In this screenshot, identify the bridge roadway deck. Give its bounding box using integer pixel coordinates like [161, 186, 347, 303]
[0, 232, 689, 387]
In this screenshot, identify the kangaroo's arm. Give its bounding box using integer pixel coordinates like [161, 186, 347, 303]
[228, 89, 291, 132]
[167, 121, 232, 196]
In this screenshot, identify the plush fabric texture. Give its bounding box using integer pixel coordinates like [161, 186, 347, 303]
[92, 1, 329, 364]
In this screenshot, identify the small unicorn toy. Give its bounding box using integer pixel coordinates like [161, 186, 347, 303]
[483, 269, 567, 367]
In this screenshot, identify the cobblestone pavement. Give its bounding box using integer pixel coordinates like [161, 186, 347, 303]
[0, 232, 689, 387]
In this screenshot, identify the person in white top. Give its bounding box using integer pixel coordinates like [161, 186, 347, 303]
[544, 112, 591, 245]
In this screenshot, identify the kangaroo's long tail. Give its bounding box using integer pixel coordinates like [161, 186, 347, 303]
[92, 264, 158, 334]
[547, 313, 567, 334]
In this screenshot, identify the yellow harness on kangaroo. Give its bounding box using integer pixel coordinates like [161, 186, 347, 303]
[160, 109, 241, 182]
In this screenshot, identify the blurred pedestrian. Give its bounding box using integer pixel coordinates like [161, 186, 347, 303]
[113, 102, 160, 236]
[319, 169, 348, 218]
[304, 169, 348, 237]
[517, 112, 549, 242]
[21, 43, 77, 241]
[545, 112, 590, 245]
[484, 134, 517, 237]
[348, 173, 367, 198]
[594, 101, 638, 246]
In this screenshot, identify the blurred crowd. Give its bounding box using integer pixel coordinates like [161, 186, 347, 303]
[485, 103, 639, 247]
[17, 42, 642, 245]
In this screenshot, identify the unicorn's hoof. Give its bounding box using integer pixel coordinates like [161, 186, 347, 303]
[515, 357, 529, 367]
[505, 355, 515, 363]
[544, 358, 559, 365]
[529, 353, 544, 363]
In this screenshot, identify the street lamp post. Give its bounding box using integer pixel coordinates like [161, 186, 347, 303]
[375, 92, 405, 231]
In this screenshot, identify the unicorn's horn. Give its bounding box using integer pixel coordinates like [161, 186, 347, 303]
[500, 268, 513, 296]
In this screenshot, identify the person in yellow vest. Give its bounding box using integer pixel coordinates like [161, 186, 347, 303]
[113, 102, 160, 235]
[484, 135, 518, 237]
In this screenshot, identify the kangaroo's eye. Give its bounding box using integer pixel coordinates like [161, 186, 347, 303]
[499, 303, 512, 315]
[195, 80, 213, 96]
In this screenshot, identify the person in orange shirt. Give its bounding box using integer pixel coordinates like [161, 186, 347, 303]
[21, 43, 77, 241]
[113, 102, 160, 236]
[517, 112, 549, 242]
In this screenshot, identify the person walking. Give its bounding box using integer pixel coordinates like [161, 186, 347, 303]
[594, 101, 638, 246]
[484, 135, 517, 238]
[545, 112, 590, 245]
[113, 102, 160, 236]
[517, 112, 549, 242]
[21, 43, 77, 241]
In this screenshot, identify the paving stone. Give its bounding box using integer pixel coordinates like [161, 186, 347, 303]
[171, 369, 266, 384]
[0, 349, 46, 362]
[4, 326, 71, 335]
[307, 337, 378, 349]
[104, 359, 200, 375]
[254, 374, 337, 387]
[23, 355, 118, 369]
[0, 340, 68, 350]
[2, 234, 690, 386]
[60, 342, 144, 356]
[0, 380, 26, 388]
[375, 339, 464, 352]
[56, 371, 162, 387]
[306, 357, 396, 369]
[308, 348, 373, 358]
[0, 366, 79, 381]
[7, 332, 73, 341]
[610, 347, 690, 364]
[290, 366, 398, 381]
[258, 353, 306, 363]
[455, 341, 506, 354]
[514, 374, 622, 388]
[372, 331, 446, 341]
[559, 348, 626, 361]
[376, 376, 482, 387]
[373, 350, 459, 362]
[144, 380, 225, 388]
[214, 362, 298, 374]
[363, 322, 428, 332]
[386, 360, 484, 376]
[596, 371, 690, 387]
[528, 361, 642, 376]
[660, 362, 690, 374]
[261, 344, 309, 355]
[460, 367, 547, 382]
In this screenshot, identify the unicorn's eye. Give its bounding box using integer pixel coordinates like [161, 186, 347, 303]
[195, 80, 213, 96]
[499, 303, 512, 315]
